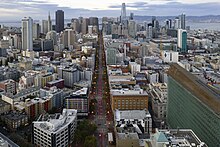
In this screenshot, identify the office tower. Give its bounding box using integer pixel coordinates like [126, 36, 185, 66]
[147, 23, 153, 38]
[48, 12, 52, 32]
[165, 19, 172, 29]
[177, 29, 187, 53]
[128, 20, 136, 38]
[180, 13, 186, 29]
[32, 109, 77, 147]
[167, 64, 220, 147]
[71, 19, 80, 33]
[121, 3, 126, 23]
[152, 16, 156, 27]
[129, 13, 134, 20]
[42, 20, 48, 34]
[106, 48, 117, 65]
[81, 18, 89, 34]
[174, 17, 180, 29]
[55, 10, 64, 33]
[22, 17, 33, 51]
[89, 17, 99, 27]
[61, 29, 76, 49]
[33, 23, 40, 39]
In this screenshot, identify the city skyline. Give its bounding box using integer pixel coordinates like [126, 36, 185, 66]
[1, 0, 220, 21]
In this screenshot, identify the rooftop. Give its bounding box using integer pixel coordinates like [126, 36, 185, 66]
[3, 86, 40, 99]
[34, 109, 77, 133]
[115, 109, 151, 121]
[158, 129, 208, 147]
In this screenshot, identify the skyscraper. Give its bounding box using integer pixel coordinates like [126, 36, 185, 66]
[48, 12, 52, 32]
[167, 64, 220, 147]
[22, 17, 33, 51]
[33, 23, 40, 39]
[42, 20, 48, 34]
[174, 17, 180, 29]
[55, 10, 64, 33]
[121, 3, 126, 23]
[180, 13, 186, 29]
[177, 29, 187, 53]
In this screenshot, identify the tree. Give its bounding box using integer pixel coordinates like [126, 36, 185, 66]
[74, 120, 97, 144]
[84, 136, 97, 147]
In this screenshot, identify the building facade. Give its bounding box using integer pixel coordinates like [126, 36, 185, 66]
[167, 64, 220, 146]
[22, 17, 33, 51]
[33, 109, 77, 147]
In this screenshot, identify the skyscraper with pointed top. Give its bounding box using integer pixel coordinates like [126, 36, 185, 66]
[121, 3, 126, 23]
[48, 12, 52, 32]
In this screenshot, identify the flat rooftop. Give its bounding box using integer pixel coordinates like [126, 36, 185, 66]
[115, 109, 151, 121]
[3, 87, 40, 99]
[34, 109, 77, 133]
[159, 129, 208, 147]
[168, 63, 220, 115]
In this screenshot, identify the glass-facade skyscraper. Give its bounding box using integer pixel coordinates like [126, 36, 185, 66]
[167, 64, 220, 147]
[55, 10, 64, 33]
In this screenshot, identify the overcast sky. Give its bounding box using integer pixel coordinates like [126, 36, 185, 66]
[1, 0, 220, 21]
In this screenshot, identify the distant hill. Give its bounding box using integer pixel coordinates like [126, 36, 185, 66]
[134, 15, 220, 23]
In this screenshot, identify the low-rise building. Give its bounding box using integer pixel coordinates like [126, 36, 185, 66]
[2, 87, 40, 106]
[65, 87, 88, 117]
[115, 109, 152, 147]
[150, 129, 207, 147]
[111, 85, 148, 111]
[0, 79, 17, 95]
[149, 83, 168, 123]
[14, 97, 52, 119]
[33, 109, 77, 147]
[40, 87, 64, 108]
[1, 111, 28, 131]
[46, 79, 65, 89]
[0, 100, 11, 115]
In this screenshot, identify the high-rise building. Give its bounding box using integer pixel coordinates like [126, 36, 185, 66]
[81, 18, 89, 34]
[106, 48, 117, 65]
[32, 109, 77, 147]
[61, 29, 77, 49]
[22, 17, 33, 51]
[48, 12, 52, 32]
[121, 3, 126, 23]
[167, 64, 220, 147]
[89, 17, 99, 27]
[129, 13, 134, 20]
[33, 23, 40, 39]
[128, 20, 136, 38]
[55, 10, 64, 33]
[180, 13, 186, 29]
[174, 17, 180, 29]
[177, 29, 187, 53]
[42, 20, 48, 34]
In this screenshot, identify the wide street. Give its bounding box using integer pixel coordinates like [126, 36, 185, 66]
[91, 33, 108, 147]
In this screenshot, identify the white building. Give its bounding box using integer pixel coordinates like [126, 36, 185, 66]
[149, 83, 167, 122]
[129, 62, 141, 76]
[33, 109, 77, 147]
[161, 50, 179, 63]
[22, 17, 33, 51]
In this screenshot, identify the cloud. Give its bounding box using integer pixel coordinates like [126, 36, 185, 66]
[0, 0, 220, 21]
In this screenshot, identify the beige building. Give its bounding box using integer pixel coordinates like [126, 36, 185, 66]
[111, 87, 148, 111]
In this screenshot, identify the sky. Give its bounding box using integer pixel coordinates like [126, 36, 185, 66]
[1, 0, 220, 21]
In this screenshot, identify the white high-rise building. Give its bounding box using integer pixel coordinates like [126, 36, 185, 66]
[174, 17, 180, 29]
[121, 3, 126, 22]
[22, 17, 33, 51]
[33, 109, 77, 147]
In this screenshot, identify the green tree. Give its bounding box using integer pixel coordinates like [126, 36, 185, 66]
[84, 136, 97, 147]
